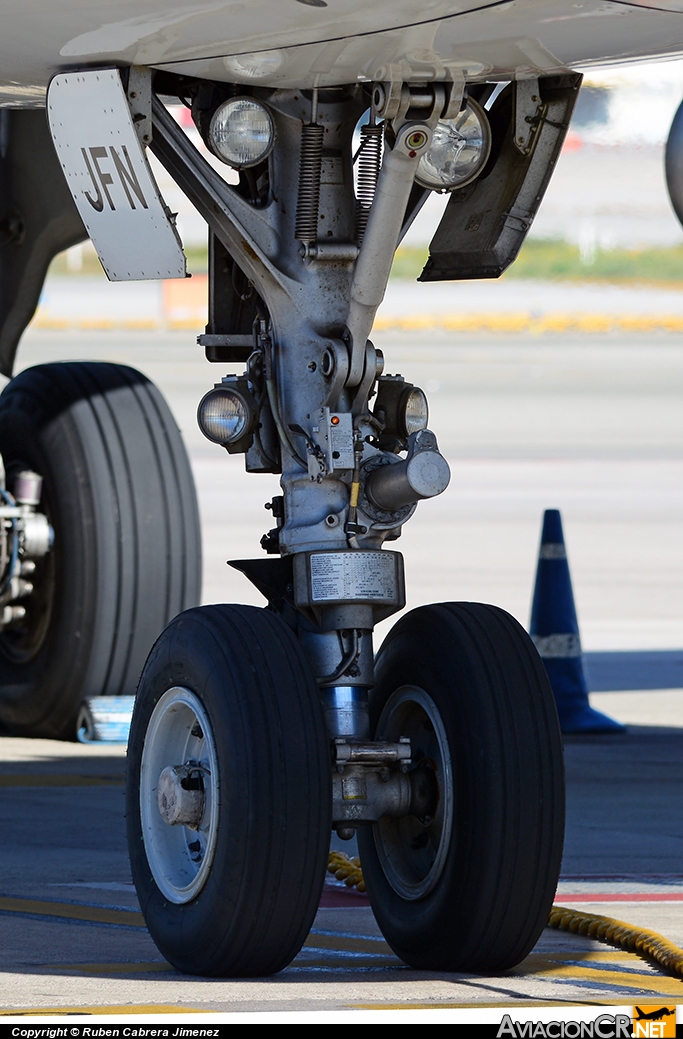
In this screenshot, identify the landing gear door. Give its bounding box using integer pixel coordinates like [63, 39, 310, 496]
[47, 69, 186, 282]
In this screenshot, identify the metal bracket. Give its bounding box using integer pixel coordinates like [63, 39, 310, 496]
[442, 73, 466, 120]
[334, 738, 411, 767]
[372, 80, 403, 122]
[514, 77, 542, 154]
[310, 408, 354, 474]
[126, 67, 152, 148]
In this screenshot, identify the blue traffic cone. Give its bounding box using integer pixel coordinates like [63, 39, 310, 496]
[530, 510, 625, 734]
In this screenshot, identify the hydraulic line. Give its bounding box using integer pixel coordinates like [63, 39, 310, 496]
[318, 630, 361, 685]
[355, 122, 383, 244]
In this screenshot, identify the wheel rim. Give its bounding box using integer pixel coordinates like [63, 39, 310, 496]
[373, 686, 453, 900]
[140, 687, 219, 905]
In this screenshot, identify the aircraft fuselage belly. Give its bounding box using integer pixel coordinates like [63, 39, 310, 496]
[2, 0, 683, 105]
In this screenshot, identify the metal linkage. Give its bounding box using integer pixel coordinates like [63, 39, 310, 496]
[345, 121, 432, 386]
[334, 738, 411, 765]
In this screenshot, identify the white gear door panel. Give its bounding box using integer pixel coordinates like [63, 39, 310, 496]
[47, 69, 186, 282]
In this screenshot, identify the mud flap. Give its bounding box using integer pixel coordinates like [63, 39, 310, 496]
[47, 68, 186, 282]
[419, 73, 582, 282]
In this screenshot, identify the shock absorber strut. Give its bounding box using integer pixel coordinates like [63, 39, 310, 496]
[295, 91, 324, 244]
[355, 120, 383, 243]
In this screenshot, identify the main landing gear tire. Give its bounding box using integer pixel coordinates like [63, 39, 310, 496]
[357, 601, 565, 973]
[0, 362, 201, 739]
[126, 603, 332, 977]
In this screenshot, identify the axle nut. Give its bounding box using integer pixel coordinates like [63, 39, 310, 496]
[157, 764, 205, 829]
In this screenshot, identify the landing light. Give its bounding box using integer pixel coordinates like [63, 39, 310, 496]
[208, 97, 275, 168]
[198, 387, 252, 445]
[415, 98, 491, 192]
[401, 387, 429, 437]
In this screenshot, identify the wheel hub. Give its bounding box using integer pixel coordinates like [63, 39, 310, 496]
[140, 687, 219, 904]
[373, 686, 453, 900]
[157, 763, 206, 829]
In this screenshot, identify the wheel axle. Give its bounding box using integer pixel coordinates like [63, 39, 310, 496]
[331, 738, 438, 829]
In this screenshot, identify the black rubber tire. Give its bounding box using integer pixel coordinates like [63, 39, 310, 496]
[357, 601, 565, 972]
[0, 362, 201, 739]
[126, 603, 332, 977]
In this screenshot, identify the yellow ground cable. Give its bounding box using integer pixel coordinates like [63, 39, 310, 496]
[549, 905, 683, 980]
[328, 854, 683, 980]
[328, 850, 366, 893]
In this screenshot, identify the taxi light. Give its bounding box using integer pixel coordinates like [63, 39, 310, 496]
[415, 98, 491, 192]
[208, 98, 275, 168]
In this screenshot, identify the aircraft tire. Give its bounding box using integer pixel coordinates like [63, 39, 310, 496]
[126, 603, 331, 976]
[0, 361, 201, 739]
[357, 601, 565, 972]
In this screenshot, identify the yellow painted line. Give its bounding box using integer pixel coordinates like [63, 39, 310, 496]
[31, 317, 70, 330]
[0, 895, 145, 928]
[0, 774, 124, 787]
[121, 319, 158, 330]
[168, 319, 204, 330]
[78, 319, 116, 330]
[516, 961, 683, 997]
[28, 312, 683, 335]
[525, 950, 642, 963]
[0, 1005, 201, 1016]
[372, 312, 683, 335]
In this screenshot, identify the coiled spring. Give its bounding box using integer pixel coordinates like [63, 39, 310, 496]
[355, 122, 383, 243]
[295, 122, 324, 243]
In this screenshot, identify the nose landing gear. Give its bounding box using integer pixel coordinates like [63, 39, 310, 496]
[125, 76, 565, 978]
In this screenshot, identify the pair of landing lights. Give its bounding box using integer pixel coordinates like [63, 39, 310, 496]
[207, 96, 491, 191]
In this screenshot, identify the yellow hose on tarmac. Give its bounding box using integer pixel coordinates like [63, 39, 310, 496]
[328, 853, 683, 979]
[328, 850, 366, 892]
[548, 905, 683, 979]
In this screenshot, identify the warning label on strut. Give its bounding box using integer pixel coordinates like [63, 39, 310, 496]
[309, 552, 397, 602]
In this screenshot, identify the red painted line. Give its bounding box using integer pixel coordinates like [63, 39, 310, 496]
[320, 883, 369, 908]
[556, 892, 683, 902]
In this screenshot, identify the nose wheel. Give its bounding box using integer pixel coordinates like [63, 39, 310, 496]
[357, 601, 565, 972]
[126, 604, 332, 977]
